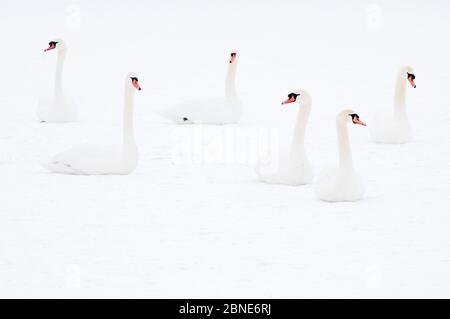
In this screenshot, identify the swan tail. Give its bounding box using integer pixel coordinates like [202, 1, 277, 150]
[258, 173, 281, 184]
[255, 161, 281, 184]
[151, 107, 191, 124]
[40, 160, 84, 175]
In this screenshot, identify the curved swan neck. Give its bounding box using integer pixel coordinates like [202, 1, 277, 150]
[336, 118, 353, 170]
[225, 62, 238, 99]
[394, 72, 407, 118]
[290, 95, 311, 151]
[54, 49, 66, 97]
[123, 82, 136, 146]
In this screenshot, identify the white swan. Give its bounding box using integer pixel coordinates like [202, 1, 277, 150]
[314, 109, 367, 202]
[42, 73, 141, 175]
[159, 52, 243, 124]
[256, 90, 314, 185]
[370, 66, 416, 143]
[37, 39, 78, 123]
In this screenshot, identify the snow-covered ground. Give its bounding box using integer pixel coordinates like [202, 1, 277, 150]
[0, 0, 449, 298]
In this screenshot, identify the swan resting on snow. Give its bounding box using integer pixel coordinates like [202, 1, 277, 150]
[42, 73, 142, 175]
[256, 89, 314, 186]
[314, 109, 367, 202]
[159, 52, 244, 124]
[370, 66, 416, 144]
[37, 39, 78, 123]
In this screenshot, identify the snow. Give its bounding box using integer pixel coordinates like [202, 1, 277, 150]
[1, 0, 449, 298]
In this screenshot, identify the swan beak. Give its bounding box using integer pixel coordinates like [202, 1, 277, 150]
[353, 118, 367, 126]
[229, 55, 236, 64]
[281, 97, 296, 105]
[408, 77, 416, 88]
[133, 81, 141, 91]
[44, 44, 56, 52]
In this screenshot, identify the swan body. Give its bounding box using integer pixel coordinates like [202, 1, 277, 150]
[42, 73, 141, 175]
[159, 52, 243, 124]
[161, 97, 243, 124]
[370, 66, 416, 144]
[41, 144, 137, 175]
[314, 167, 365, 202]
[315, 109, 367, 202]
[257, 90, 313, 186]
[37, 39, 78, 123]
[37, 95, 77, 123]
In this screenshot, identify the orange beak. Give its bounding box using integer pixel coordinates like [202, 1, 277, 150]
[229, 54, 236, 64]
[132, 79, 141, 91]
[353, 118, 367, 126]
[281, 97, 296, 105]
[408, 77, 416, 88]
[44, 43, 56, 52]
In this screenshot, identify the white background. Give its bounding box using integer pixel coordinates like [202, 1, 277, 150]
[0, 0, 449, 297]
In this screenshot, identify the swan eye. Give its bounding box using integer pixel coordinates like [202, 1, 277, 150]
[131, 77, 138, 82]
[407, 72, 416, 80]
[349, 113, 360, 122]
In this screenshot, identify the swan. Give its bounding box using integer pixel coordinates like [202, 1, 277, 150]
[256, 90, 314, 185]
[37, 39, 78, 123]
[314, 109, 367, 202]
[41, 73, 142, 175]
[370, 66, 416, 143]
[159, 52, 243, 124]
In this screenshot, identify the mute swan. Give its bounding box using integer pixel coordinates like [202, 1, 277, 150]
[37, 39, 78, 123]
[314, 110, 367, 202]
[370, 66, 416, 143]
[159, 52, 243, 124]
[42, 73, 142, 175]
[256, 90, 314, 185]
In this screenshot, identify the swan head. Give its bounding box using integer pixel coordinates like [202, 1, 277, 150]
[44, 38, 66, 52]
[400, 66, 416, 88]
[127, 72, 142, 91]
[281, 89, 310, 105]
[339, 109, 367, 126]
[229, 51, 238, 64]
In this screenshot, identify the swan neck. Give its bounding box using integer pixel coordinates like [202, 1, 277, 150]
[394, 73, 407, 118]
[290, 98, 311, 151]
[336, 119, 353, 170]
[225, 62, 237, 99]
[123, 84, 135, 146]
[54, 49, 66, 97]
